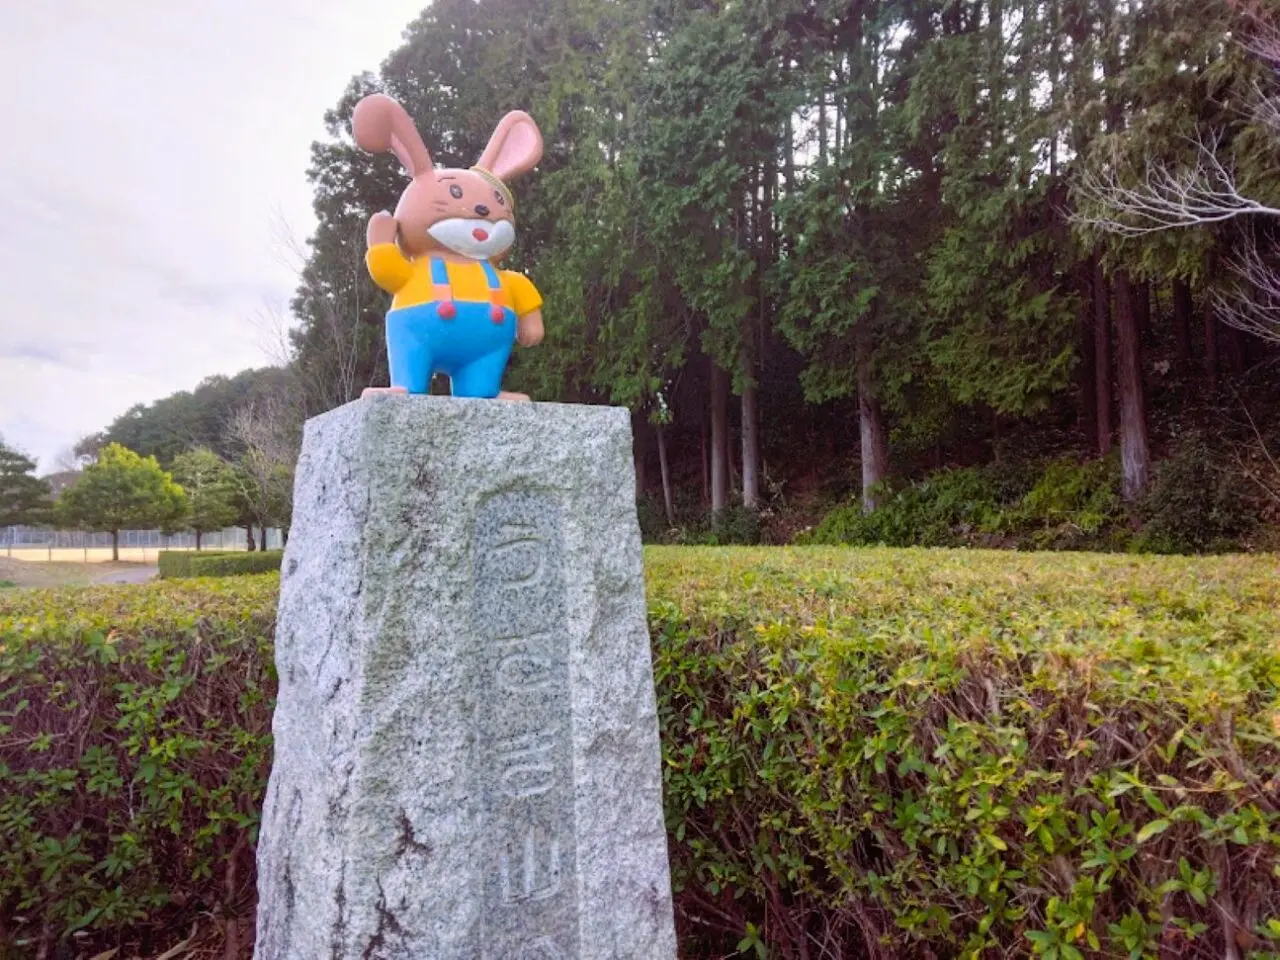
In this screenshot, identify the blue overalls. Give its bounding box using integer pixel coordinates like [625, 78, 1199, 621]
[385, 257, 518, 398]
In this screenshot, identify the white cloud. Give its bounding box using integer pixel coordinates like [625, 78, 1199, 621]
[0, 0, 422, 471]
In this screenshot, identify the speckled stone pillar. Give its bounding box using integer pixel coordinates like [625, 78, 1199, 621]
[253, 395, 676, 960]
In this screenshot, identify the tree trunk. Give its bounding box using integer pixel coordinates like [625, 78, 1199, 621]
[259, 525, 268, 551]
[741, 376, 760, 510]
[700, 414, 709, 507]
[1114, 272, 1151, 500]
[633, 417, 648, 502]
[656, 424, 675, 529]
[1077, 260, 1098, 446]
[856, 325, 889, 513]
[1224, 324, 1245, 375]
[710, 363, 729, 518]
[1094, 261, 1113, 455]
[1134, 280, 1150, 344]
[111, 530, 119, 563]
[246, 527, 256, 552]
[196, 529, 203, 551]
[1204, 296, 1219, 394]
[1173, 280, 1193, 375]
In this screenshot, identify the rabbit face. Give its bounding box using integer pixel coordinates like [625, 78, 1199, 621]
[394, 168, 517, 259]
[353, 94, 543, 261]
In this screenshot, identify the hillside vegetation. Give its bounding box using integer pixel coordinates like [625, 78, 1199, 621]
[2, 548, 1278, 957]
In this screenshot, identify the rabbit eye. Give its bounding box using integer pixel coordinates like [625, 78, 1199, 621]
[494, 190, 506, 207]
[449, 184, 463, 199]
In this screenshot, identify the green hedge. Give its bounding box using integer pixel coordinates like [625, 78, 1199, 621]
[156, 549, 230, 579]
[3, 547, 1280, 957]
[0, 579, 278, 957]
[187, 551, 283, 578]
[158, 550, 283, 579]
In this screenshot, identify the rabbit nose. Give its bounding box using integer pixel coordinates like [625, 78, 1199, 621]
[474, 204, 490, 217]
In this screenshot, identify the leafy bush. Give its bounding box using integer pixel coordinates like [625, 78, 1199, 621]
[0, 581, 14, 589]
[0, 578, 277, 957]
[800, 464, 1029, 547]
[1009, 455, 1125, 549]
[641, 498, 765, 546]
[4, 548, 1280, 958]
[802, 456, 1137, 552]
[158, 550, 283, 579]
[650, 547, 1280, 958]
[1135, 434, 1257, 554]
[187, 551, 284, 578]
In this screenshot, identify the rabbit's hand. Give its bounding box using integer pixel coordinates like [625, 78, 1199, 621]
[366, 211, 399, 249]
[517, 309, 544, 347]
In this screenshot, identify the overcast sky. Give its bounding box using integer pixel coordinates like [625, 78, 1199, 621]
[0, 1, 424, 473]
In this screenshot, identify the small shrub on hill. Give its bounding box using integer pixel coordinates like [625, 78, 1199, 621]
[1009, 455, 1125, 549]
[1135, 434, 1257, 554]
[800, 464, 1033, 547]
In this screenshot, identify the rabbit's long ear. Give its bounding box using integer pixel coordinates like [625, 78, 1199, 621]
[476, 111, 543, 182]
[352, 94, 433, 177]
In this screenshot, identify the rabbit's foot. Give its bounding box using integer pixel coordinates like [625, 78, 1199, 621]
[498, 391, 531, 402]
[361, 386, 409, 398]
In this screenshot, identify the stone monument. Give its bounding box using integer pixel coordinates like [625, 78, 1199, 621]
[253, 395, 677, 959]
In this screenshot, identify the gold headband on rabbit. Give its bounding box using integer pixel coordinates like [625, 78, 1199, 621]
[470, 166, 515, 213]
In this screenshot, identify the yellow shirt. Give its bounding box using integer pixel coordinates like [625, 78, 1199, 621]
[366, 244, 542, 317]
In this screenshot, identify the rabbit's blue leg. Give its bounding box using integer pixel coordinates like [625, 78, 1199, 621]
[386, 308, 433, 394]
[451, 345, 513, 398]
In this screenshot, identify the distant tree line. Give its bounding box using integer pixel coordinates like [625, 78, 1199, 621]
[4, 366, 299, 558]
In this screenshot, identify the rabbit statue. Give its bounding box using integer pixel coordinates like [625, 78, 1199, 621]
[351, 93, 545, 401]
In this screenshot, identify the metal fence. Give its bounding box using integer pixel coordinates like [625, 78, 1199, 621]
[2, 525, 284, 563]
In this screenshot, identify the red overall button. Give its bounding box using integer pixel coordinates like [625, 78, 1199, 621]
[437, 302, 456, 320]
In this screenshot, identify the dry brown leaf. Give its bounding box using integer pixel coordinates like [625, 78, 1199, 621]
[88, 950, 120, 960]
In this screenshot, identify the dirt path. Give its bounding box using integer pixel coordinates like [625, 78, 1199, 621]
[91, 565, 159, 585]
[0, 558, 157, 589]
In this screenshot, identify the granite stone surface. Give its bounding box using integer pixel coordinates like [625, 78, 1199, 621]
[253, 395, 676, 960]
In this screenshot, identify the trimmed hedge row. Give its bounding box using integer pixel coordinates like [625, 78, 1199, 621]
[0, 579, 278, 957]
[2, 547, 1280, 958]
[158, 550, 284, 580]
[649, 547, 1280, 958]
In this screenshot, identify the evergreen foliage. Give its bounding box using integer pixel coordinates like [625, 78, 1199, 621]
[273, 0, 1279, 539]
[0, 440, 52, 528]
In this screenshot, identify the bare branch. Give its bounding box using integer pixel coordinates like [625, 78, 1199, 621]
[1248, 78, 1280, 138]
[1213, 288, 1280, 344]
[1071, 132, 1280, 238]
[1209, 231, 1280, 345]
[1229, 0, 1280, 66]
